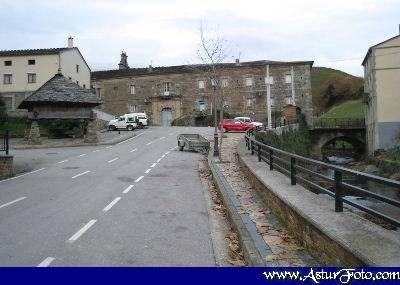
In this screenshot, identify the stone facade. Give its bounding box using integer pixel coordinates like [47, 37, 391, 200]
[0, 155, 13, 178]
[91, 59, 314, 126]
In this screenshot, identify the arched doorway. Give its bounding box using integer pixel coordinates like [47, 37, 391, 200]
[161, 108, 173, 126]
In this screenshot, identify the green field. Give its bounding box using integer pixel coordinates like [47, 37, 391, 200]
[0, 118, 48, 137]
[318, 99, 364, 119]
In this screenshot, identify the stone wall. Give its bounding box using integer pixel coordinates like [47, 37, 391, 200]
[0, 91, 31, 117]
[0, 155, 13, 178]
[91, 62, 314, 126]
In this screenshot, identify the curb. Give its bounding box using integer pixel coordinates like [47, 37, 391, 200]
[10, 132, 139, 150]
[208, 158, 266, 266]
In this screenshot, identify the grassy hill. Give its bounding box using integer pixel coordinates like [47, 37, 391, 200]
[318, 99, 364, 119]
[312, 67, 364, 115]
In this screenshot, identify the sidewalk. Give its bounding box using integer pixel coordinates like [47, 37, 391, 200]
[10, 130, 138, 150]
[209, 136, 318, 266]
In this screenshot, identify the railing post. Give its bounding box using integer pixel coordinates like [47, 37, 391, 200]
[334, 170, 343, 212]
[250, 140, 254, 155]
[257, 144, 261, 162]
[290, 157, 296, 185]
[5, 130, 9, 156]
[269, 149, 273, 170]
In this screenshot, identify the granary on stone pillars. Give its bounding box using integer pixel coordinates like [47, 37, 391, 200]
[18, 73, 101, 144]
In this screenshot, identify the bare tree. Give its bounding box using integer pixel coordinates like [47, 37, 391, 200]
[196, 21, 231, 160]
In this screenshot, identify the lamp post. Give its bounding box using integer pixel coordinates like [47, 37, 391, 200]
[213, 84, 219, 156]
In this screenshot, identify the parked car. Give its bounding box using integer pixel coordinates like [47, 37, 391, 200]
[108, 114, 138, 131]
[218, 119, 253, 132]
[234, 116, 263, 128]
[126, 112, 148, 128]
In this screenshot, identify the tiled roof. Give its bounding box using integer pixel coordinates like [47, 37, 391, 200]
[18, 74, 101, 109]
[0, 48, 70, 57]
[91, 60, 314, 80]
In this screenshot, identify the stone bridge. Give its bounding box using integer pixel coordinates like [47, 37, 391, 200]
[310, 118, 366, 159]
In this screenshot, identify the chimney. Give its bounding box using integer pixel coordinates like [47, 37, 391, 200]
[118, 51, 129, 70]
[235, 58, 240, 66]
[68, 36, 74, 48]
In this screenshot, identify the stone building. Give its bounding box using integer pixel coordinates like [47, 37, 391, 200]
[91, 53, 313, 126]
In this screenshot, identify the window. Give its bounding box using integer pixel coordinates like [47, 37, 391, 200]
[27, 73, 36, 84]
[211, 79, 217, 86]
[83, 84, 86, 89]
[130, 105, 138, 112]
[222, 78, 228, 88]
[3, 97, 13, 110]
[164, 82, 171, 95]
[3, 74, 12, 84]
[130, 84, 136, 95]
[245, 77, 253, 86]
[28, 59, 35, 65]
[198, 80, 205, 89]
[76, 81, 79, 85]
[246, 98, 252, 107]
[285, 74, 292, 84]
[285, 97, 294, 105]
[265, 76, 274, 84]
[76, 64, 79, 73]
[4, 61, 11, 66]
[199, 100, 206, 112]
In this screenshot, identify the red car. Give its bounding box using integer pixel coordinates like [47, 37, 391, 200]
[219, 119, 253, 132]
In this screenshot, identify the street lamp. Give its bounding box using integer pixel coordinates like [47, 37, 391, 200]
[212, 84, 219, 156]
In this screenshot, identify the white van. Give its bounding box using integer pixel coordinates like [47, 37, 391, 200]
[108, 114, 138, 131]
[126, 112, 148, 128]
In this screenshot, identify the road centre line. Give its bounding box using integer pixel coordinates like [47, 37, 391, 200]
[0, 197, 27, 210]
[93, 149, 100, 153]
[130, 148, 138, 153]
[150, 163, 157, 168]
[108, 157, 119, 163]
[67, 220, 97, 243]
[116, 131, 145, 145]
[159, 137, 165, 140]
[77, 154, 87, 157]
[102, 197, 121, 212]
[122, 185, 134, 194]
[161, 154, 165, 158]
[135, 176, 144, 183]
[71, 171, 91, 179]
[0, 168, 45, 183]
[165, 151, 170, 155]
[145, 168, 151, 174]
[37, 257, 55, 267]
[156, 158, 162, 163]
[57, 160, 68, 164]
[105, 146, 112, 149]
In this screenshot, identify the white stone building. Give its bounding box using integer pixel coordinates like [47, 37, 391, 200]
[0, 37, 91, 116]
[362, 32, 400, 154]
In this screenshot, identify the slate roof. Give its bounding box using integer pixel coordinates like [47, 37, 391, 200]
[362, 35, 400, 66]
[18, 74, 101, 109]
[91, 60, 314, 80]
[0, 48, 69, 57]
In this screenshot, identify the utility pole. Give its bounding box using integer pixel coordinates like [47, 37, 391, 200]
[291, 66, 296, 106]
[213, 83, 219, 156]
[265, 65, 272, 129]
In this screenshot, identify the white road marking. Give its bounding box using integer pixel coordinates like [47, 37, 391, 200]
[150, 163, 157, 168]
[0, 168, 45, 183]
[117, 132, 145, 145]
[146, 141, 154, 146]
[159, 137, 165, 140]
[102, 197, 121, 212]
[165, 151, 170, 155]
[71, 171, 91, 179]
[156, 158, 162, 163]
[108, 157, 119, 163]
[67, 220, 97, 243]
[135, 176, 144, 183]
[57, 160, 68, 164]
[122, 185, 134, 194]
[37, 257, 55, 267]
[130, 148, 138, 153]
[0, 197, 27, 210]
[93, 149, 100, 153]
[145, 168, 151, 174]
[169, 133, 173, 136]
[105, 146, 112, 149]
[161, 154, 165, 158]
[77, 154, 87, 157]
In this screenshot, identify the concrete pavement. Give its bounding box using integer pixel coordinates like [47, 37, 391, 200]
[0, 126, 217, 266]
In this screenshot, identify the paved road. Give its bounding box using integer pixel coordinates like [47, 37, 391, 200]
[0, 126, 216, 266]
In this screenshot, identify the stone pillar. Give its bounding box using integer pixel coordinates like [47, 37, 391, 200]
[0, 155, 13, 178]
[25, 120, 41, 144]
[84, 120, 99, 143]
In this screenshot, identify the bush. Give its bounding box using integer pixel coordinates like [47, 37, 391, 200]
[41, 119, 88, 138]
[0, 94, 8, 126]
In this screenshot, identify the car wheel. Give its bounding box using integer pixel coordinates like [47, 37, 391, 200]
[138, 122, 144, 129]
[109, 125, 116, 131]
[223, 128, 228, 133]
[127, 125, 134, 131]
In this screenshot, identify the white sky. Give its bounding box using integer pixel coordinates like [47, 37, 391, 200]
[0, 0, 399, 76]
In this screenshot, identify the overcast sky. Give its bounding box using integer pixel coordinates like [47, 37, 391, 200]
[0, 0, 398, 76]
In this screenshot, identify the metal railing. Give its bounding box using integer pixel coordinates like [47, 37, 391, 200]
[313, 117, 365, 129]
[1, 131, 9, 155]
[245, 128, 400, 227]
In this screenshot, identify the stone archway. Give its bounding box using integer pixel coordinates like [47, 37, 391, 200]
[321, 135, 366, 159]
